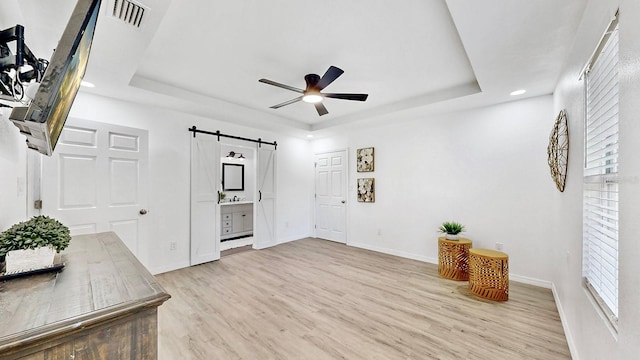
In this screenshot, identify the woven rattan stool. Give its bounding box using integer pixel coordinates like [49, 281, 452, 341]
[438, 237, 472, 281]
[468, 248, 509, 301]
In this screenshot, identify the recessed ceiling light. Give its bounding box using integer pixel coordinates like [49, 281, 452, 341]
[510, 89, 526, 96]
[81, 81, 95, 88]
[306, 134, 314, 139]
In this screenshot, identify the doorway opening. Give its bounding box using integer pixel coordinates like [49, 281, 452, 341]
[219, 142, 256, 253]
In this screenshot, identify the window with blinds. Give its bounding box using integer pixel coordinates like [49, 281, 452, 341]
[583, 18, 619, 327]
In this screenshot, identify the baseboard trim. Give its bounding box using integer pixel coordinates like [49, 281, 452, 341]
[277, 234, 311, 245]
[253, 241, 278, 250]
[552, 282, 579, 360]
[150, 260, 191, 275]
[347, 241, 438, 265]
[347, 241, 552, 289]
[277, 238, 297, 245]
[510, 274, 552, 289]
[151, 236, 308, 273]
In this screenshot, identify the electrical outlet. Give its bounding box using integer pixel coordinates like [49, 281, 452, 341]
[170, 242, 177, 250]
[495, 242, 504, 251]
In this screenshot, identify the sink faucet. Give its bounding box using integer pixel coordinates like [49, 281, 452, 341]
[233, 196, 238, 202]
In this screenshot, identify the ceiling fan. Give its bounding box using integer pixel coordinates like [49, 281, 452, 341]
[259, 66, 368, 116]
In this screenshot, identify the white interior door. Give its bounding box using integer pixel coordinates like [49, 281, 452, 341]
[41, 118, 149, 261]
[315, 150, 347, 243]
[190, 134, 221, 265]
[255, 146, 276, 249]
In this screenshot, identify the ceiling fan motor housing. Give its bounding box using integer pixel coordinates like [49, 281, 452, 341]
[304, 74, 321, 91]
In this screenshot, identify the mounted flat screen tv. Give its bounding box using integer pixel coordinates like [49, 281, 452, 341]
[9, 0, 101, 156]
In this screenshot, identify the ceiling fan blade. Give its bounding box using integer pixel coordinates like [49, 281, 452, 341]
[324, 93, 369, 101]
[314, 102, 329, 116]
[316, 66, 344, 90]
[259, 79, 304, 93]
[270, 96, 303, 109]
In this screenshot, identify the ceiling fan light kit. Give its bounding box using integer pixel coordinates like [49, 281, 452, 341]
[259, 65, 368, 116]
[302, 93, 323, 104]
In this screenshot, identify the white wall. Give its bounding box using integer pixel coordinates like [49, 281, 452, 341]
[552, 0, 640, 358]
[276, 136, 316, 242]
[313, 95, 557, 286]
[14, 92, 313, 274]
[0, 108, 28, 230]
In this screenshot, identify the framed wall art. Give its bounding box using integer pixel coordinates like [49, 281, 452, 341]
[357, 178, 375, 202]
[357, 147, 374, 172]
[547, 109, 569, 192]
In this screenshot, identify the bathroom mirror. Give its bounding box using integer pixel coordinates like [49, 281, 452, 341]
[222, 163, 244, 191]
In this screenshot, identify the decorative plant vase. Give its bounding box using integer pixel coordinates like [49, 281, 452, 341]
[5, 247, 56, 273]
[445, 233, 460, 241]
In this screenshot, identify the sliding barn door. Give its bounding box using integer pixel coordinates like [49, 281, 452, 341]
[190, 135, 221, 265]
[255, 147, 276, 249]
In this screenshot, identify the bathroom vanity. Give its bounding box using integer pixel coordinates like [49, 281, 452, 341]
[220, 202, 253, 240]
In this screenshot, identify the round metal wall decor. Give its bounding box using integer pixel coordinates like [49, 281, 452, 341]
[547, 109, 569, 192]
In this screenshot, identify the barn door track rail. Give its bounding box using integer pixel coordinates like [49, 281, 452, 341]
[188, 126, 277, 149]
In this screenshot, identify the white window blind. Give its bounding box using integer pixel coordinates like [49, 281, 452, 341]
[583, 21, 619, 324]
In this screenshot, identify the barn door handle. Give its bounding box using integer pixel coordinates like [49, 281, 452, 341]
[259, 190, 262, 202]
[139, 209, 148, 215]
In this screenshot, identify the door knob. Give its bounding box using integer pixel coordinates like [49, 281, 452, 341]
[139, 209, 148, 215]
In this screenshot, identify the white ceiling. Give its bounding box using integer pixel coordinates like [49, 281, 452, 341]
[2, 0, 587, 135]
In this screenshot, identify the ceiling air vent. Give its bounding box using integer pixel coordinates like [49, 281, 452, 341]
[111, 0, 146, 28]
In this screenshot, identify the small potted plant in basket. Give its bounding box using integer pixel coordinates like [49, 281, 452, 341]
[438, 221, 465, 241]
[0, 215, 71, 273]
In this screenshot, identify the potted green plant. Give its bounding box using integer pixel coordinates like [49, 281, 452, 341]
[0, 215, 71, 273]
[438, 221, 465, 240]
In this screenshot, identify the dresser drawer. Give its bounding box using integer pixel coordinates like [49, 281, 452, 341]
[222, 227, 233, 235]
[223, 220, 232, 227]
[222, 214, 232, 221]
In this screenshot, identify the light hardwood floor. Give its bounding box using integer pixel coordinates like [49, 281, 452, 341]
[156, 238, 571, 359]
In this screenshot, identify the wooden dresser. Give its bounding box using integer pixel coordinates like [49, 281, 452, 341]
[0, 232, 171, 359]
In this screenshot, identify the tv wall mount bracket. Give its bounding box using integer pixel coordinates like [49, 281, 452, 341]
[0, 25, 49, 104]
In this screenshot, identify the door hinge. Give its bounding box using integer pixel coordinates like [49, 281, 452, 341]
[34, 200, 42, 209]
